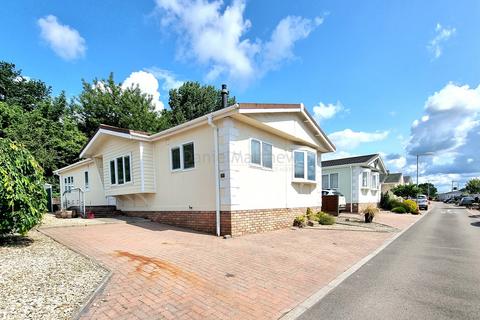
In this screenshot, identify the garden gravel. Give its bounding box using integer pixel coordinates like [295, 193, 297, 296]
[0, 230, 108, 320]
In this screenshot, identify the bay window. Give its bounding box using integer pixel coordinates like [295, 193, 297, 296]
[110, 155, 132, 185]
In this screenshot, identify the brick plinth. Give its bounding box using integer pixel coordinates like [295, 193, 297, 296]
[124, 206, 321, 237]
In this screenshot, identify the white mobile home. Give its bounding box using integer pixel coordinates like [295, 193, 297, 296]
[55, 102, 336, 236]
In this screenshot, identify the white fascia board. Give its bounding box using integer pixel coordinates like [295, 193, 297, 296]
[238, 108, 301, 114]
[54, 158, 93, 175]
[79, 129, 149, 158]
[149, 105, 239, 141]
[300, 106, 336, 152]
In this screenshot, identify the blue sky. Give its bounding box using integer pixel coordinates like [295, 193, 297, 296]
[1, 0, 480, 191]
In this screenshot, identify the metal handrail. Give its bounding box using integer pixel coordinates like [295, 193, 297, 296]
[62, 187, 86, 218]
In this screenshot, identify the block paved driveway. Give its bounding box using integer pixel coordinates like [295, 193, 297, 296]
[42, 213, 418, 320]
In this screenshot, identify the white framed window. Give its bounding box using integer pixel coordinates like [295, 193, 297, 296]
[64, 176, 74, 192]
[371, 173, 379, 190]
[322, 174, 329, 189]
[362, 171, 369, 188]
[293, 150, 316, 182]
[250, 139, 273, 169]
[84, 171, 90, 191]
[170, 142, 195, 171]
[322, 173, 339, 189]
[329, 173, 339, 189]
[109, 155, 132, 185]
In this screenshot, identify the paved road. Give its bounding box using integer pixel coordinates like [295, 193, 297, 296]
[299, 203, 480, 320]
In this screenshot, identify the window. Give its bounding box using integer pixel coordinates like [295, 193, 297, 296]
[362, 171, 369, 188]
[84, 171, 89, 191]
[250, 139, 272, 169]
[183, 143, 195, 169]
[110, 155, 132, 185]
[371, 173, 378, 189]
[294, 150, 316, 181]
[322, 173, 339, 189]
[322, 174, 329, 189]
[110, 160, 116, 185]
[294, 151, 305, 178]
[329, 173, 339, 189]
[262, 142, 273, 169]
[171, 142, 196, 171]
[307, 152, 316, 181]
[64, 176, 74, 192]
[171, 147, 181, 170]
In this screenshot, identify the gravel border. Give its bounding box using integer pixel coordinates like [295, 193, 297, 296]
[36, 228, 113, 320]
[0, 230, 109, 320]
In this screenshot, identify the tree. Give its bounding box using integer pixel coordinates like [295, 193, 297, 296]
[167, 81, 236, 127]
[418, 183, 437, 198]
[75, 73, 162, 137]
[3, 105, 86, 183]
[391, 184, 422, 198]
[0, 139, 46, 235]
[465, 178, 480, 194]
[0, 61, 51, 111]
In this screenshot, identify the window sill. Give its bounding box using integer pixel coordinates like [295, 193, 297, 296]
[292, 179, 317, 185]
[249, 163, 273, 171]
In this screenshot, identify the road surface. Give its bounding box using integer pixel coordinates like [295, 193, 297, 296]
[299, 203, 480, 320]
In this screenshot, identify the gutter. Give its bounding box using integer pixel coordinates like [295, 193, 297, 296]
[207, 115, 221, 236]
[350, 165, 353, 213]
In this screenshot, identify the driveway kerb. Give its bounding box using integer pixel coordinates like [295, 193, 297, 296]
[279, 207, 432, 320]
[36, 227, 113, 320]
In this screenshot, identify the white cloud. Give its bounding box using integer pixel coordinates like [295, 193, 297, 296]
[37, 15, 86, 61]
[262, 15, 323, 71]
[153, 0, 322, 83]
[145, 67, 184, 91]
[328, 129, 389, 150]
[122, 71, 164, 111]
[406, 82, 480, 187]
[312, 101, 344, 122]
[322, 151, 352, 161]
[427, 23, 456, 59]
[383, 153, 407, 172]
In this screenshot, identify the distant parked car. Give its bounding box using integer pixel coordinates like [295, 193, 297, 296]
[415, 195, 429, 210]
[459, 197, 475, 207]
[322, 189, 347, 211]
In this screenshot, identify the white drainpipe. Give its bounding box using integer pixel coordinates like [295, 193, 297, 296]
[208, 115, 221, 236]
[350, 165, 353, 213]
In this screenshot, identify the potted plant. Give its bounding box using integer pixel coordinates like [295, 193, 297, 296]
[362, 205, 379, 223]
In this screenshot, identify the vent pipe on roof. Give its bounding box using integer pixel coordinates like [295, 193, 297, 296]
[221, 84, 228, 109]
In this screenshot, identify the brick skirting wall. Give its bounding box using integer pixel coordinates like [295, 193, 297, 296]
[124, 206, 321, 237]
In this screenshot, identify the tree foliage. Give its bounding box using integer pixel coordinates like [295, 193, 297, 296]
[0, 139, 46, 235]
[417, 183, 438, 197]
[166, 81, 236, 127]
[465, 178, 480, 194]
[390, 184, 422, 198]
[0, 61, 51, 110]
[75, 73, 162, 137]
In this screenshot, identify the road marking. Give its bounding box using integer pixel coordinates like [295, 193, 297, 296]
[279, 207, 432, 320]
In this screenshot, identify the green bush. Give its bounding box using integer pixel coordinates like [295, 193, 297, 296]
[0, 139, 46, 235]
[293, 215, 306, 227]
[403, 199, 419, 214]
[380, 192, 392, 210]
[391, 206, 407, 214]
[316, 212, 335, 225]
